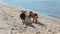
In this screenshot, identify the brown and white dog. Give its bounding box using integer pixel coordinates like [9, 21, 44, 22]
[20, 10, 38, 24]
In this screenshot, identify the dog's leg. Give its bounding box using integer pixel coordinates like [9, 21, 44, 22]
[22, 20, 25, 24]
[35, 19, 38, 23]
[29, 18, 31, 21]
[34, 16, 38, 23]
[33, 18, 35, 23]
[33, 18, 38, 23]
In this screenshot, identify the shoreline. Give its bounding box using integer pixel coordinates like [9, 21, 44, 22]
[1, 3, 60, 20]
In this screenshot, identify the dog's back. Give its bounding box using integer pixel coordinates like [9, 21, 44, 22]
[28, 13, 38, 18]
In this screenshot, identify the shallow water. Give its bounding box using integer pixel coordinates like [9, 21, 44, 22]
[1, 0, 60, 18]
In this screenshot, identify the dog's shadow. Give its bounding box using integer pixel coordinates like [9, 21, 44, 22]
[25, 21, 35, 28]
[35, 20, 45, 27]
[25, 20, 45, 28]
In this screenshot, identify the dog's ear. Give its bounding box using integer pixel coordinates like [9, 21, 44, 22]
[25, 10, 27, 12]
[21, 10, 24, 12]
[29, 11, 33, 13]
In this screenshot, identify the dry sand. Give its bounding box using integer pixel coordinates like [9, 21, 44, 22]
[0, 4, 60, 34]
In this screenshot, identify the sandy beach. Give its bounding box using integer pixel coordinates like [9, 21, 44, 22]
[0, 4, 60, 34]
